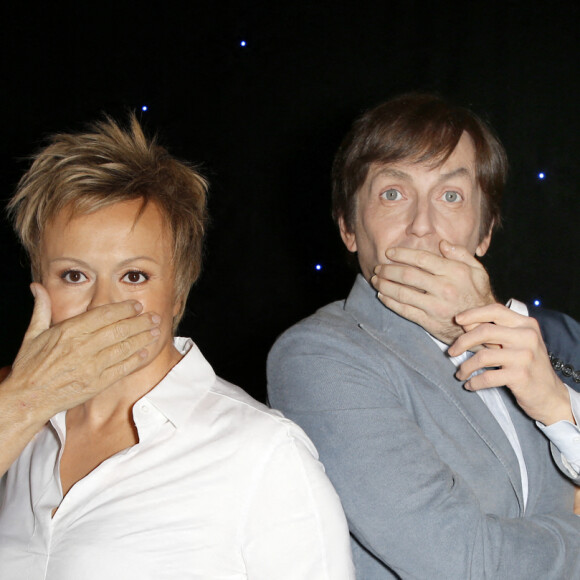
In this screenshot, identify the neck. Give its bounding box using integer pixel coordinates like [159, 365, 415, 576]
[67, 339, 183, 428]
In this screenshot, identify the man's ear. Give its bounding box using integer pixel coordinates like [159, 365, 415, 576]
[475, 222, 494, 257]
[338, 216, 358, 253]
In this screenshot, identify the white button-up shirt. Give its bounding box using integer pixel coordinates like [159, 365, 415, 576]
[0, 338, 354, 580]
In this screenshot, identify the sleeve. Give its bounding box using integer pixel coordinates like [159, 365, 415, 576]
[538, 386, 580, 481]
[506, 298, 529, 316]
[503, 301, 580, 481]
[530, 307, 580, 390]
[240, 421, 355, 580]
[267, 322, 580, 580]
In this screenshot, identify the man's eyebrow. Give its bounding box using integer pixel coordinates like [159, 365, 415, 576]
[368, 167, 411, 191]
[369, 165, 475, 188]
[373, 167, 411, 180]
[437, 167, 472, 182]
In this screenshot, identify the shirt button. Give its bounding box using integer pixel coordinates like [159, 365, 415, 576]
[573, 436, 580, 443]
[141, 404, 150, 414]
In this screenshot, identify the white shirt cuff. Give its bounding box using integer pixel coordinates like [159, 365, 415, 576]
[506, 298, 529, 316]
[537, 386, 580, 478]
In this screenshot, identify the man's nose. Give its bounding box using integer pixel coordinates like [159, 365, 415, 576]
[406, 199, 435, 238]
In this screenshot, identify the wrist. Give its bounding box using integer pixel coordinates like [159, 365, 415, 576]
[538, 383, 574, 426]
[0, 377, 52, 434]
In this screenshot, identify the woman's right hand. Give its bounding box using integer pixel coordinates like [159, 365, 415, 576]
[0, 282, 161, 475]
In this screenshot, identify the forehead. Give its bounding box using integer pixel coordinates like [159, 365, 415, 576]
[366, 132, 478, 185]
[41, 199, 170, 251]
[45, 199, 170, 236]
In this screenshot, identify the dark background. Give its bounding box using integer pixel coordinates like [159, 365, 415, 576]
[1, 1, 578, 402]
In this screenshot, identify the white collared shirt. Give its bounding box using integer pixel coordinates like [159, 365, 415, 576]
[0, 338, 354, 580]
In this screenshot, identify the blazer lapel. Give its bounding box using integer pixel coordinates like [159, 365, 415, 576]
[344, 274, 525, 511]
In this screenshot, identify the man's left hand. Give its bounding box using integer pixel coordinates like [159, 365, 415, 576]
[370, 240, 495, 344]
[449, 304, 574, 426]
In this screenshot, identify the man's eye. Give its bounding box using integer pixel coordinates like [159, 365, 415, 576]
[122, 271, 149, 284]
[443, 190, 462, 203]
[381, 188, 402, 201]
[61, 270, 87, 283]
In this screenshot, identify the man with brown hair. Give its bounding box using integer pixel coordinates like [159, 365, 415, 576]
[268, 93, 580, 579]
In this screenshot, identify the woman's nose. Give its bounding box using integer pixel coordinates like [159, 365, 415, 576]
[87, 279, 119, 310]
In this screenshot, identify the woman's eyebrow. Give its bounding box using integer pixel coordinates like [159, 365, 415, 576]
[48, 256, 161, 267]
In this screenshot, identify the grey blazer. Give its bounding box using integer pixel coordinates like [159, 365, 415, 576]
[268, 275, 580, 579]
[531, 305, 580, 390]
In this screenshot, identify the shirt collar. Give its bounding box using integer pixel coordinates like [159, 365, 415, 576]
[50, 338, 217, 439]
[141, 337, 217, 429]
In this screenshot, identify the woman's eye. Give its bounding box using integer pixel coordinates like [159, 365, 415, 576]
[122, 271, 149, 284]
[381, 188, 402, 201]
[443, 190, 462, 203]
[61, 270, 87, 283]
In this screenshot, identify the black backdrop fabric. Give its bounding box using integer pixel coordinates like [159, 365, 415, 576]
[1, 1, 578, 401]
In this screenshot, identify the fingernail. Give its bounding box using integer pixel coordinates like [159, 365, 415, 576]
[134, 302, 143, 313]
[151, 327, 161, 337]
[151, 314, 161, 324]
[386, 248, 395, 257]
[371, 275, 377, 285]
[464, 380, 472, 390]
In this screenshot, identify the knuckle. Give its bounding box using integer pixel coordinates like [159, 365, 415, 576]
[457, 262, 471, 276]
[100, 302, 129, 323]
[104, 363, 124, 382]
[399, 268, 414, 285]
[106, 356, 136, 383]
[477, 351, 491, 367]
[108, 338, 132, 361]
[522, 327, 539, 345]
[68, 379, 87, 394]
[441, 283, 458, 302]
[521, 349, 534, 365]
[57, 342, 75, 359]
[415, 251, 430, 269]
[111, 321, 130, 341]
[480, 371, 495, 388]
[57, 320, 76, 340]
[398, 285, 414, 302]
